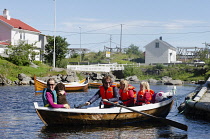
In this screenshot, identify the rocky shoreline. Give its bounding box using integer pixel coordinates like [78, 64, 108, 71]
[0, 71, 201, 86]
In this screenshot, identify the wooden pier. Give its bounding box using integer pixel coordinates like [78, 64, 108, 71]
[178, 77, 210, 121]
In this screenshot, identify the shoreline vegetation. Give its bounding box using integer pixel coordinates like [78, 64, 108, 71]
[0, 58, 209, 86]
[1, 36, 209, 86]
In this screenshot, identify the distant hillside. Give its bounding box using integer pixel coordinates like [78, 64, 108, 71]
[68, 51, 144, 64]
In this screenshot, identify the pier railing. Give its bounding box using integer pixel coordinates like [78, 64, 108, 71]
[67, 63, 141, 72]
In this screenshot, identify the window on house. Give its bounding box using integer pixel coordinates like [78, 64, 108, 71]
[20, 33, 22, 40]
[155, 42, 159, 48]
[23, 33, 25, 40]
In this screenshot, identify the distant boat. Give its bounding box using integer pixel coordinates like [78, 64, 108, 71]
[88, 82, 103, 88]
[88, 82, 120, 88]
[33, 75, 88, 92]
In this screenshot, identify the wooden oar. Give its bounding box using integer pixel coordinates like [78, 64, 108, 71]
[74, 103, 87, 108]
[104, 100, 188, 131]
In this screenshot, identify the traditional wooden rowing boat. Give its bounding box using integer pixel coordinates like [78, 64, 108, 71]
[34, 75, 88, 92]
[88, 82, 120, 88]
[34, 91, 175, 126]
[88, 82, 102, 88]
[34, 86, 188, 131]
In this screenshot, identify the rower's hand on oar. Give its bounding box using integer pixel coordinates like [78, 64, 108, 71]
[102, 99, 108, 102]
[85, 102, 90, 106]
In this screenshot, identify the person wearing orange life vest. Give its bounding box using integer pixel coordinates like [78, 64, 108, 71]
[136, 81, 154, 106]
[119, 80, 136, 107]
[85, 75, 119, 108]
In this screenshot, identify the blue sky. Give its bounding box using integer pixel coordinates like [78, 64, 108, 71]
[2, 0, 210, 52]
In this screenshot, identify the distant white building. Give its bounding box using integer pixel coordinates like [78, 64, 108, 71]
[0, 9, 47, 61]
[144, 37, 177, 64]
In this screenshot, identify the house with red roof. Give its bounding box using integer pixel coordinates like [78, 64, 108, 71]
[0, 9, 46, 61]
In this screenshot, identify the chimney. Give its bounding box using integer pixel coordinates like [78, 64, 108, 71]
[3, 9, 11, 20]
[159, 36, 162, 40]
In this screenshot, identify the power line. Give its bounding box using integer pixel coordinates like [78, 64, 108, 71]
[124, 24, 210, 28]
[40, 24, 120, 36]
[70, 40, 109, 45]
[40, 29, 210, 36]
[82, 24, 120, 33]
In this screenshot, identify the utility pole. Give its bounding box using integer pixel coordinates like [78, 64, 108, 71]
[53, 0, 56, 68]
[120, 24, 122, 53]
[110, 35, 112, 51]
[79, 27, 81, 62]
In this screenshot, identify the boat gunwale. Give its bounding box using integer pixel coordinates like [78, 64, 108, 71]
[34, 96, 174, 114]
[35, 78, 87, 86]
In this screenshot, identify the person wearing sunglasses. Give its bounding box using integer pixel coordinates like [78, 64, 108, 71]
[85, 75, 119, 108]
[42, 78, 70, 109]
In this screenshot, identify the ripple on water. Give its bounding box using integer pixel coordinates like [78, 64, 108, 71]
[1, 84, 210, 138]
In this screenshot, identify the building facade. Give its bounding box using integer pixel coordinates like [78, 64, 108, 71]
[0, 9, 46, 61]
[144, 37, 177, 64]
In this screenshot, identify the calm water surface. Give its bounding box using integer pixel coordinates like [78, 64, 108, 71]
[0, 84, 210, 139]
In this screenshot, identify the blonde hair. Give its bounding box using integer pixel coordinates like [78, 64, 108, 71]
[120, 79, 129, 89]
[140, 81, 150, 91]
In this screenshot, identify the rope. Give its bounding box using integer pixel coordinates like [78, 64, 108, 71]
[176, 87, 199, 115]
[177, 99, 191, 115]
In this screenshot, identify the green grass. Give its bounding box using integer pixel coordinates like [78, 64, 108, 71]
[1, 52, 209, 82]
[0, 58, 66, 81]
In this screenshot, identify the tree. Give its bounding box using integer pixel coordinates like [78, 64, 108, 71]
[197, 49, 209, 61]
[124, 44, 144, 62]
[6, 41, 39, 66]
[125, 44, 143, 56]
[44, 36, 69, 67]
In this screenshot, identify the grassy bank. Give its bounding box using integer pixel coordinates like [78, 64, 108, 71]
[0, 59, 66, 81]
[123, 64, 209, 82]
[1, 58, 209, 82]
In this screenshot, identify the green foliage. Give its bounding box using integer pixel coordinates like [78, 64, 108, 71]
[122, 63, 208, 81]
[6, 41, 39, 66]
[71, 53, 79, 58]
[196, 49, 209, 61]
[57, 59, 69, 68]
[44, 36, 69, 67]
[0, 58, 66, 81]
[123, 66, 144, 78]
[85, 51, 107, 63]
[81, 51, 138, 64]
[33, 61, 42, 65]
[153, 64, 165, 70]
[125, 44, 144, 58]
[2, 39, 210, 82]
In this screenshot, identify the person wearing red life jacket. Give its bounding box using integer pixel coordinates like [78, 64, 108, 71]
[119, 80, 136, 107]
[136, 81, 154, 106]
[85, 75, 119, 108]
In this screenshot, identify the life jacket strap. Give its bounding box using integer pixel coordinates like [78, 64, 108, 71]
[136, 100, 145, 102]
[121, 99, 130, 102]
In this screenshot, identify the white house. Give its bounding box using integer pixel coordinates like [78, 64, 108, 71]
[144, 37, 177, 64]
[0, 9, 47, 61]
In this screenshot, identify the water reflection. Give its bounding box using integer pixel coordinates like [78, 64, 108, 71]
[0, 84, 206, 139]
[40, 121, 188, 139]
